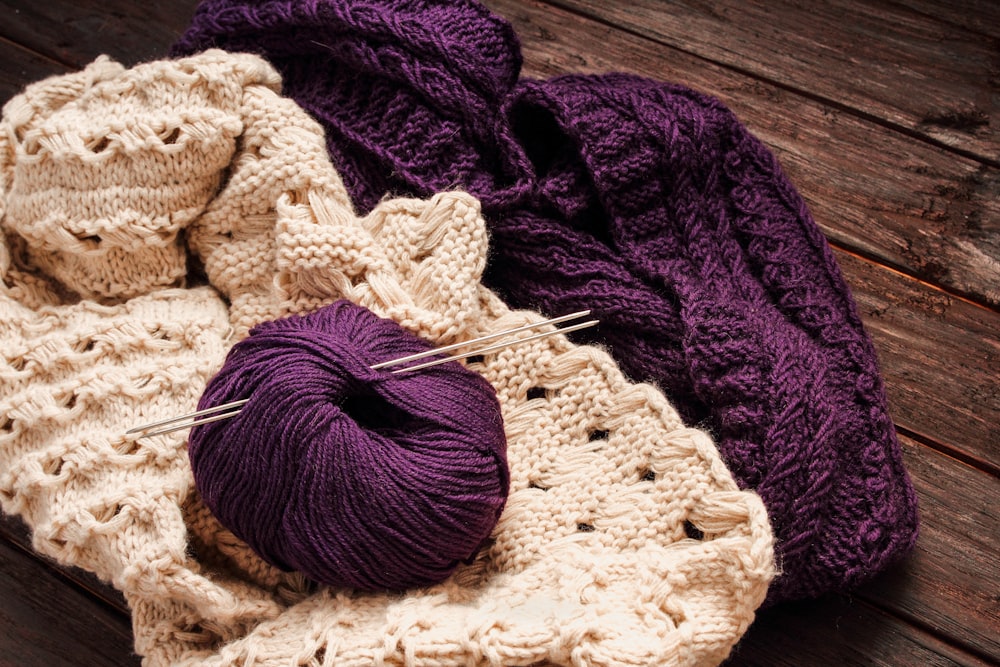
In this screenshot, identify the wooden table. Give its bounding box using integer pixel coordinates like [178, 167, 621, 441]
[1, 1, 997, 664]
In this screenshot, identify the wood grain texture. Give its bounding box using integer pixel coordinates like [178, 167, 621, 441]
[854, 435, 1000, 661]
[550, 0, 1000, 164]
[0, 539, 138, 667]
[485, 0, 1000, 308]
[835, 250, 1000, 473]
[727, 596, 994, 667]
[0, 513, 130, 617]
[0, 0, 200, 68]
[889, 0, 1000, 40]
[0, 37, 68, 105]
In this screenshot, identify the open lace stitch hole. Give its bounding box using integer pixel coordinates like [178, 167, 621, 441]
[684, 520, 705, 541]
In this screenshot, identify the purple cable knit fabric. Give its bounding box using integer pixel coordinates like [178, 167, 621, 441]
[174, 0, 919, 603]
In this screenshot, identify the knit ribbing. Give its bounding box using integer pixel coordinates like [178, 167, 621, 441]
[1, 52, 774, 666]
[174, 0, 919, 602]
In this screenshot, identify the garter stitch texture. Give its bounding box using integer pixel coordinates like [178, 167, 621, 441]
[0, 52, 774, 666]
[174, 0, 920, 603]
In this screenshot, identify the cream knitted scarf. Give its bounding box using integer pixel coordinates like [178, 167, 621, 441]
[0, 51, 774, 666]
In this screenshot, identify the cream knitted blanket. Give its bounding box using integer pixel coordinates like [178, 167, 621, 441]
[0, 51, 774, 666]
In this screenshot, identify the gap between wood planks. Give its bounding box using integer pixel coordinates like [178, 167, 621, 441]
[544, 0, 999, 167]
[886, 0, 1000, 40]
[0, 525, 137, 667]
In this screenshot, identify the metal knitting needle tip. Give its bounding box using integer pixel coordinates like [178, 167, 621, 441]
[123, 398, 250, 435]
[389, 319, 599, 374]
[133, 409, 244, 438]
[370, 309, 591, 370]
[126, 311, 598, 439]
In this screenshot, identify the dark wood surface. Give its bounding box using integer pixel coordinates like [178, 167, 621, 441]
[0, 1, 997, 665]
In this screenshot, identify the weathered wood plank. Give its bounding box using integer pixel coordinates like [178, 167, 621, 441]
[485, 0, 1000, 308]
[727, 595, 994, 667]
[835, 250, 1000, 474]
[547, 0, 1000, 163]
[0, 37, 68, 106]
[0, 0, 199, 68]
[854, 434, 1000, 661]
[0, 513, 129, 615]
[0, 537, 137, 666]
[890, 0, 1000, 40]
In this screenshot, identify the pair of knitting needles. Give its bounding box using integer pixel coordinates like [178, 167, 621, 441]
[127, 309, 598, 439]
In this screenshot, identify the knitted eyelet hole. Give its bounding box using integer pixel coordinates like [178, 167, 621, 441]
[411, 247, 433, 264]
[526, 385, 561, 401]
[92, 503, 124, 524]
[526, 386, 546, 400]
[588, 429, 609, 442]
[88, 136, 110, 153]
[684, 520, 705, 541]
[147, 326, 180, 343]
[173, 621, 219, 648]
[0, 416, 12, 433]
[22, 137, 41, 155]
[72, 336, 96, 354]
[78, 234, 102, 245]
[347, 270, 368, 290]
[639, 468, 656, 482]
[42, 456, 64, 477]
[113, 438, 142, 456]
[577, 522, 596, 533]
[161, 127, 181, 145]
[60, 391, 78, 410]
[312, 647, 326, 665]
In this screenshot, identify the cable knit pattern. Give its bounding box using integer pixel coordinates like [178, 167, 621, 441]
[174, 0, 918, 602]
[0, 52, 773, 666]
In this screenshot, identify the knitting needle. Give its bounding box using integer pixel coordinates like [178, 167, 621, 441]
[126, 310, 597, 439]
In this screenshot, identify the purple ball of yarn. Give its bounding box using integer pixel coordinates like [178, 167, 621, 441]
[188, 300, 509, 591]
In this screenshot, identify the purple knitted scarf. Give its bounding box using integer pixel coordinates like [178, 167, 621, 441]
[174, 0, 918, 603]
